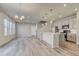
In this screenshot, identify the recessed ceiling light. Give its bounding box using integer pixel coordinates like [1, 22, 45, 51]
[15, 15, 18, 19]
[45, 22, 47, 25]
[64, 4, 67, 7]
[74, 8, 78, 11]
[50, 20, 53, 24]
[20, 17, 23, 20]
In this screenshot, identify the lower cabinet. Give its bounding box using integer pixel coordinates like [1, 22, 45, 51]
[59, 33, 65, 47]
[67, 33, 76, 43]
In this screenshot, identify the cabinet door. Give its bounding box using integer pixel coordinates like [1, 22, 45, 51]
[67, 34, 76, 42]
[59, 34, 65, 47]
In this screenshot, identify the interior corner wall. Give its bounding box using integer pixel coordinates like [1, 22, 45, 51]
[0, 12, 16, 46]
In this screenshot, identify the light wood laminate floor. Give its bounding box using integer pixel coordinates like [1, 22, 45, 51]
[0, 37, 79, 56]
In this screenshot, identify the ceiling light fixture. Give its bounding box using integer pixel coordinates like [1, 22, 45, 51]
[15, 15, 25, 20]
[15, 15, 18, 19]
[15, 4, 25, 21]
[64, 4, 67, 7]
[45, 22, 47, 25]
[50, 20, 53, 24]
[21, 16, 25, 19]
[74, 8, 78, 11]
[20, 17, 23, 20]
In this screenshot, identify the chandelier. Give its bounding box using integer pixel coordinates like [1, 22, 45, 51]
[14, 4, 25, 21]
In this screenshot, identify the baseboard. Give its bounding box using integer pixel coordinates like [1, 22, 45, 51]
[0, 37, 16, 48]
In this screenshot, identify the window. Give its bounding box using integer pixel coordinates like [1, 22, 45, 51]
[13, 23, 15, 34]
[7, 20, 10, 35]
[4, 19, 15, 36]
[4, 19, 8, 36]
[9, 21, 12, 35]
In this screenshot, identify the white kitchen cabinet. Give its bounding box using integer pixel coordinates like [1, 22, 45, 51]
[67, 33, 76, 42]
[42, 32, 60, 48]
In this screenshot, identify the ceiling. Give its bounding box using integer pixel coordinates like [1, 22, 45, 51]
[0, 3, 79, 24]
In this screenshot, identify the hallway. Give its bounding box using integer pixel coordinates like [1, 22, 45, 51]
[0, 37, 79, 56]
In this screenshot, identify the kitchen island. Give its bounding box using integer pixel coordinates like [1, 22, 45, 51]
[38, 31, 61, 48]
[42, 32, 60, 48]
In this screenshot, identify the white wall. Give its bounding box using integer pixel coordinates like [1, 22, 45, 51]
[16, 23, 37, 37]
[36, 20, 53, 40]
[0, 12, 16, 46]
[31, 24, 37, 36]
